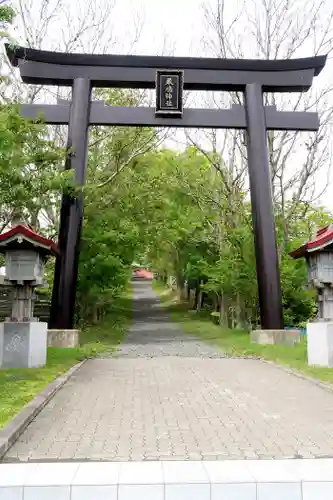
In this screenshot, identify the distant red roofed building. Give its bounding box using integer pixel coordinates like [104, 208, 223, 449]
[134, 268, 153, 280]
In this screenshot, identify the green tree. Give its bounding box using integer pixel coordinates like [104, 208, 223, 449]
[75, 88, 159, 323]
[128, 147, 329, 329]
[0, 105, 68, 231]
[0, 1, 14, 31]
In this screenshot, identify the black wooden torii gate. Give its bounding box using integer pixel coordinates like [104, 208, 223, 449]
[5, 45, 326, 330]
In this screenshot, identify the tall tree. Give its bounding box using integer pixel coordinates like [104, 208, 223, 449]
[194, 0, 333, 249]
[0, 1, 66, 232]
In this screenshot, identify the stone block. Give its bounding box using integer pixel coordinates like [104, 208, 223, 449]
[47, 329, 80, 348]
[250, 329, 301, 346]
[0, 321, 47, 368]
[307, 321, 333, 367]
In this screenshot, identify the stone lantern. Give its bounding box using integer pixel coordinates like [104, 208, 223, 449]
[289, 224, 333, 367]
[0, 224, 58, 368]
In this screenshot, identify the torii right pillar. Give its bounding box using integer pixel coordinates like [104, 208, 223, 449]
[245, 83, 284, 331]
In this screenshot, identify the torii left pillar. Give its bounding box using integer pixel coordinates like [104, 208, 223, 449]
[50, 78, 92, 329]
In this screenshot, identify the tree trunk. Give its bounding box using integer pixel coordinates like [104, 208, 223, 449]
[213, 293, 218, 312]
[176, 272, 186, 300]
[219, 291, 226, 325]
[193, 282, 200, 310]
[235, 293, 242, 328]
[187, 284, 191, 302]
[197, 280, 204, 312]
[227, 297, 233, 329]
[92, 307, 98, 324]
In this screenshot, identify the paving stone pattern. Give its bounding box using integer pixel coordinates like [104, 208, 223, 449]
[4, 280, 333, 462]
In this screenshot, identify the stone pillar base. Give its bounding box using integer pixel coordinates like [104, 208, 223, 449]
[250, 329, 300, 346]
[307, 321, 333, 367]
[47, 329, 80, 348]
[0, 322, 47, 369]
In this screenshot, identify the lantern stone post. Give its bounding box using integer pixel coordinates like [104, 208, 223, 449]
[290, 224, 333, 367]
[0, 225, 57, 369]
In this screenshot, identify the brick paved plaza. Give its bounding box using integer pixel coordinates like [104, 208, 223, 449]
[4, 281, 333, 462]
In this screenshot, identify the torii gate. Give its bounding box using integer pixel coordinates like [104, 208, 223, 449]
[5, 45, 326, 330]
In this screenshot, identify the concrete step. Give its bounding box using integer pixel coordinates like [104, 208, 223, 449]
[0, 458, 332, 499]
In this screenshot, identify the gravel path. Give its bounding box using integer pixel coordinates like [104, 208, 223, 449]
[115, 280, 225, 358]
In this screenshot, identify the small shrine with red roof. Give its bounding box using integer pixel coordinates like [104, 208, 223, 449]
[289, 224, 333, 320]
[0, 224, 58, 369]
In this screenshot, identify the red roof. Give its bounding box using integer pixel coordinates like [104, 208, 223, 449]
[135, 269, 153, 280]
[0, 224, 58, 256]
[289, 224, 333, 259]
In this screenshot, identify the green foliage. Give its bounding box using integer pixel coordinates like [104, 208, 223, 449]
[0, 105, 67, 230]
[77, 204, 136, 322]
[280, 253, 317, 326]
[76, 87, 157, 322]
[279, 203, 332, 325]
[79, 293, 132, 355]
[0, 2, 69, 234]
[0, 4, 14, 25]
[130, 147, 331, 328]
[0, 2, 15, 39]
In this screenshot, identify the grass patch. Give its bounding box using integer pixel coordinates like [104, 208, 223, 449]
[154, 281, 333, 386]
[0, 347, 81, 429]
[152, 280, 169, 293]
[79, 293, 132, 357]
[0, 292, 132, 429]
[152, 280, 177, 303]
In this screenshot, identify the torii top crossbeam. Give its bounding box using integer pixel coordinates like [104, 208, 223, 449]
[5, 45, 327, 131]
[6, 45, 326, 92]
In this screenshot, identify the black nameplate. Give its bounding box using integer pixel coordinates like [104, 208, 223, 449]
[155, 70, 184, 117]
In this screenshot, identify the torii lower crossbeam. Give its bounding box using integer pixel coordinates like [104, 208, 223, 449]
[20, 102, 319, 130]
